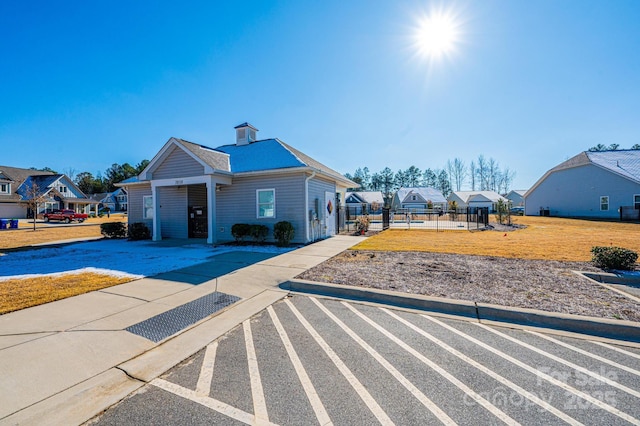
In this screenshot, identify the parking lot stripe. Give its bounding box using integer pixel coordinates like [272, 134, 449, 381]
[380, 308, 583, 426]
[284, 299, 394, 425]
[424, 315, 640, 425]
[527, 330, 640, 378]
[267, 305, 333, 426]
[196, 341, 218, 397]
[333, 301, 519, 426]
[478, 324, 640, 400]
[593, 341, 640, 361]
[151, 378, 275, 425]
[243, 320, 269, 424]
[309, 298, 457, 425]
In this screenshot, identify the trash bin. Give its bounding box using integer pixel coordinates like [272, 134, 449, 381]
[0, 219, 8, 230]
[9, 219, 19, 229]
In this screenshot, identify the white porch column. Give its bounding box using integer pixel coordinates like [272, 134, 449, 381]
[152, 185, 162, 241]
[206, 176, 216, 245]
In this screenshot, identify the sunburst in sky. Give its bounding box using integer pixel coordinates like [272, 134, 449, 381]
[414, 9, 463, 61]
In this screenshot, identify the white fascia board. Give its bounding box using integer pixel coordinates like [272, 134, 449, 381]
[150, 174, 232, 189]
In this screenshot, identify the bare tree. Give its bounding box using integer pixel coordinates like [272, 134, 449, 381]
[476, 155, 489, 190]
[22, 181, 49, 231]
[62, 167, 77, 181]
[469, 160, 476, 190]
[449, 158, 467, 191]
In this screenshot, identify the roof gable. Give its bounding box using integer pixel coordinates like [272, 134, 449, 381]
[346, 191, 384, 204]
[452, 191, 505, 203]
[396, 187, 447, 203]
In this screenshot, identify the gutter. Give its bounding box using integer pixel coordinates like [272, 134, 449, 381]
[304, 170, 316, 243]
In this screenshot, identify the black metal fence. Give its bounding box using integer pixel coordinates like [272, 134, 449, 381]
[338, 206, 490, 233]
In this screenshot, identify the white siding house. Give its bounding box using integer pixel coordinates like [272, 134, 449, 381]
[119, 123, 356, 244]
[448, 191, 507, 212]
[506, 190, 527, 207]
[525, 150, 640, 218]
[391, 187, 447, 211]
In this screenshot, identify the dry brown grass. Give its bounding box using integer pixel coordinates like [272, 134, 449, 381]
[0, 215, 127, 250]
[353, 216, 640, 262]
[0, 273, 133, 314]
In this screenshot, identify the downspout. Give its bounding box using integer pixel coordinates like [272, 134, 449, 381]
[304, 170, 316, 243]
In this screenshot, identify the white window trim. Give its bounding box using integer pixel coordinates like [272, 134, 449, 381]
[256, 188, 276, 219]
[143, 195, 154, 219]
[634, 194, 640, 209]
[0, 183, 9, 194]
[600, 195, 609, 211]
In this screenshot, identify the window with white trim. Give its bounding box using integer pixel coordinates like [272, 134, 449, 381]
[0, 183, 9, 194]
[257, 189, 275, 218]
[59, 186, 67, 193]
[600, 196, 609, 211]
[634, 195, 640, 210]
[143, 195, 154, 219]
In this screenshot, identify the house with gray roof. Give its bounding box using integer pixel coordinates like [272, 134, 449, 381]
[89, 188, 128, 213]
[118, 123, 356, 244]
[345, 191, 384, 214]
[505, 189, 527, 207]
[391, 187, 447, 211]
[448, 191, 508, 213]
[0, 166, 96, 218]
[525, 150, 640, 218]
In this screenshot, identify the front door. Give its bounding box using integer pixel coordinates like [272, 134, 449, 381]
[188, 206, 208, 238]
[324, 191, 335, 236]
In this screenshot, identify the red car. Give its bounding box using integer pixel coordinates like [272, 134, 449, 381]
[43, 209, 88, 224]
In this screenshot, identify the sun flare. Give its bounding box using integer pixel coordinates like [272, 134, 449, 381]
[415, 12, 460, 59]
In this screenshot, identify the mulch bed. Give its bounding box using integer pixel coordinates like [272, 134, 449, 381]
[296, 250, 640, 322]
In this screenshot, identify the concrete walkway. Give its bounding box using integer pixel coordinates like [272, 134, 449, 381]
[0, 235, 365, 425]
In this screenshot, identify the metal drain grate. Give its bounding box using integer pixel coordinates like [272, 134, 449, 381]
[126, 292, 241, 342]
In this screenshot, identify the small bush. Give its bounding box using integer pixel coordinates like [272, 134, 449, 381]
[249, 224, 269, 242]
[591, 246, 638, 270]
[273, 221, 295, 247]
[231, 223, 251, 242]
[128, 222, 151, 240]
[355, 216, 370, 234]
[100, 222, 127, 239]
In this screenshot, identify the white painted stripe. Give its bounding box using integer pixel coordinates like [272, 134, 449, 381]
[152, 378, 278, 425]
[243, 320, 269, 423]
[283, 298, 394, 425]
[477, 323, 640, 400]
[267, 305, 333, 426]
[380, 308, 583, 426]
[422, 315, 640, 426]
[527, 330, 640, 378]
[330, 300, 516, 426]
[196, 341, 218, 396]
[593, 341, 640, 361]
[309, 298, 457, 426]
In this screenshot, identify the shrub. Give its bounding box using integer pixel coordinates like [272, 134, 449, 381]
[591, 246, 638, 270]
[494, 199, 511, 225]
[249, 224, 269, 242]
[273, 221, 295, 247]
[100, 222, 127, 239]
[355, 216, 370, 234]
[231, 223, 251, 242]
[128, 222, 151, 240]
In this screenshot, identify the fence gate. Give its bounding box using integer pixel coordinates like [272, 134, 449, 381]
[382, 208, 390, 230]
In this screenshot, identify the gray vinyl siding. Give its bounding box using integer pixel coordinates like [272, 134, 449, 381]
[158, 186, 188, 238]
[0, 203, 26, 218]
[126, 184, 152, 231]
[215, 173, 306, 243]
[308, 177, 336, 238]
[525, 164, 640, 218]
[152, 146, 205, 179]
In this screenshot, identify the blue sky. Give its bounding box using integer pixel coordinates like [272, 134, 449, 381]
[1, 0, 638, 190]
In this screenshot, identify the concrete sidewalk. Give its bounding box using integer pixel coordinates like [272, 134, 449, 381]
[0, 235, 365, 425]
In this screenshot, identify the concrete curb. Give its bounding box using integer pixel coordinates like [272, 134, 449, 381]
[281, 279, 640, 345]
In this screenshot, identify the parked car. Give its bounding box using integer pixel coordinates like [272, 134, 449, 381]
[43, 209, 88, 223]
[510, 206, 525, 216]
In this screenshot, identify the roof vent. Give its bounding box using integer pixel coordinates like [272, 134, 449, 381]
[234, 122, 258, 146]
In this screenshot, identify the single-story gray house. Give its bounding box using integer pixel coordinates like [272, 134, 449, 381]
[525, 150, 640, 218]
[448, 191, 507, 213]
[118, 123, 356, 244]
[345, 191, 384, 214]
[0, 166, 96, 218]
[505, 190, 527, 207]
[391, 187, 447, 211]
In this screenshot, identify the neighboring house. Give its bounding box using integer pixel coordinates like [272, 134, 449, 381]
[448, 191, 507, 213]
[90, 188, 128, 212]
[0, 166, 97, 218]
[391, 187, 447, 211]
[525, 150, 640, 218]
[345, 191, 384, 214]
[505, 190, 527, 207]
[118, 123, 356, 244]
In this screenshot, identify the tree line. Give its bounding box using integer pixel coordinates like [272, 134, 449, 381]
[31, 160, 149, 194]
[588, 143, 640, 152]
[344, 155, 516, 199]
